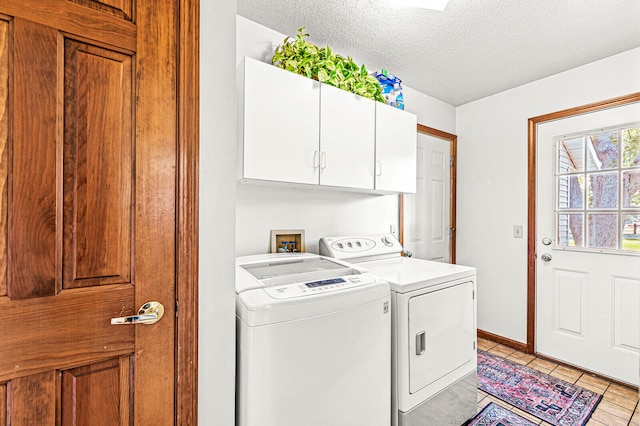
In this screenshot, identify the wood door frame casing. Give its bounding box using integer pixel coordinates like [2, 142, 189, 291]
[400, 124, 458, 263]
[176, 0, 199, 423]
[526, 92, 640, 355]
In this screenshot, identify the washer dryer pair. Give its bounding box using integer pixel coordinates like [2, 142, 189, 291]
[320, 234, 477, 426]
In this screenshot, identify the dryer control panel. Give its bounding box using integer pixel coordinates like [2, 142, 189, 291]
[319, 234, 403, 262]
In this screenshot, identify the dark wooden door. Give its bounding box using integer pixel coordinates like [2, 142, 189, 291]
[0, 0, 178, 423]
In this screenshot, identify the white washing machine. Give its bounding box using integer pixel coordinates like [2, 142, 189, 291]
[235, 253, 391, 426]
[320, 234, 477, 426]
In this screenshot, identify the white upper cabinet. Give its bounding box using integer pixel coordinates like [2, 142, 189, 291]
[238, 56, 417, 193]
[375, 102, 417, 193]
[238, 57, 320, 185]
[319, 83, 375, 190]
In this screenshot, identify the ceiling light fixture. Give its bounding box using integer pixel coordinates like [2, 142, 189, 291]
[390, 0, 450, 11]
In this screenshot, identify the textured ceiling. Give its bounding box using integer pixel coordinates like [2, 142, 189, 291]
[237, 0, 640, 105]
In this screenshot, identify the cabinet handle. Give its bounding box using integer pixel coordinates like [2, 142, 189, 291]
[321, 151, 327, 169]
[416, 330, 426, 355]
[313, 151, 319, 169]
[376, 160, 383, 176]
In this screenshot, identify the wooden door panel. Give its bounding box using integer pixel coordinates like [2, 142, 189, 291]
[68, 0, 135, 22]
[10, 18, 58, 299]
[0, 286, 134, 382]
[0, 17, 8, 298]
[61, 356, 132, 425]
[0, 0, 179, 422]
[12, 371, 56, 425]
[0, 383, 6, 424]
[1, 0, 136, 52]
[63, 38, 134, 289]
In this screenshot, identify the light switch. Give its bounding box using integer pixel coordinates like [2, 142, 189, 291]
[514, 225, 523, 238]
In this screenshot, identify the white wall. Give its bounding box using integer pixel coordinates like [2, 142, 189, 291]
[456, 48, 640, 344]
[403, 86, 455, 135]
[236, 16, 456, 255]
[199, 1, 236, 425]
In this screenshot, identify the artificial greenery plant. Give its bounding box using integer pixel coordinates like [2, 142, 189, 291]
[272, 27, 385, 103]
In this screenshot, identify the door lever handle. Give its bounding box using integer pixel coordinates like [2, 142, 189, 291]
[111, 301, 165, 325]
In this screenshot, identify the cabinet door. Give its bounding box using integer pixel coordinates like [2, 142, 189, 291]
[319, 84, 375, 189]
[375, 103, 417, 193]
[408, 282, 475, 394]
[241, 57, 320, 184]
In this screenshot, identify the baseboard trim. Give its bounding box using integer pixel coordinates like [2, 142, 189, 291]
[477, 329, 528, 353]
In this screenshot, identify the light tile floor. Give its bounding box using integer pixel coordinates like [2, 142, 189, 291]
[476, 338, 640, 426]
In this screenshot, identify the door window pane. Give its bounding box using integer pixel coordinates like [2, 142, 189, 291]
[622, 214, 640, 251]
[558, 137, 584, 173]
[555, 124, 639, 253]
[622, 127, 640, 168]
[587, 172, 618, 209]
[587, 213, 618, 249]
[558, 213, 583, 247]
[557, 175, 584, 209]
[587, 131, 618, 171]
[622, 170, 640, 208]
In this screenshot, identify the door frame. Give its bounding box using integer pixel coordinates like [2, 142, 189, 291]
[400, 124, 458, 263]
[176, 0, 199, 423]
[526, 92, 640, 354]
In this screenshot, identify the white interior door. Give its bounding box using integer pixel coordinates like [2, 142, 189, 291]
[536, 102, 640, 386]
[404, 133, 450, 262]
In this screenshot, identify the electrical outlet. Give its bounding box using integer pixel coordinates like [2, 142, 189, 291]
[514, 225, 523, 238]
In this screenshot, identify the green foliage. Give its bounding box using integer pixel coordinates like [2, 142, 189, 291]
[272, 27, 386, 103]
[623, 127, 640, 167]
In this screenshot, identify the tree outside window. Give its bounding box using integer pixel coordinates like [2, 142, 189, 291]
[556, 125, 640, 252]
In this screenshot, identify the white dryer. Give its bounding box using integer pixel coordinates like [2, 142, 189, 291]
[235, 253, 391, 426]
[320, 234, 477, 426]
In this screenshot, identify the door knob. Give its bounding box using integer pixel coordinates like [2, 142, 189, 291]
[540, 253, 552, 262]
[111, 301, 165, 325]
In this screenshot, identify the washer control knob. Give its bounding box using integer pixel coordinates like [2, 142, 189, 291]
[382, 236, 393, 247]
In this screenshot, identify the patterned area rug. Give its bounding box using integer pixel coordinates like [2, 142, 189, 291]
[467, 402, 538, 426]
[477, 350, 601, 426]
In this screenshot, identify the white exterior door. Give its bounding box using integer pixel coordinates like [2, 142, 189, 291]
[536, 102, 640, 386]
[404, 133, 451, 261]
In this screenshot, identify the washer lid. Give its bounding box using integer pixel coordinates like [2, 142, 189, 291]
[235, 253, 359, 293]
[359, 257, 476, 293]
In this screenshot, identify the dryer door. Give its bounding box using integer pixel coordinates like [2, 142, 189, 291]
[408, 281, 475, 393]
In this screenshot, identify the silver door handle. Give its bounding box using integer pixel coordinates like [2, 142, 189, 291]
[376, 160, 382, 176]
[416, 330, 426, 355]
[540, 253, 552, 262]
[313, 150, 319, 169]
[111, 301, 165, 325]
